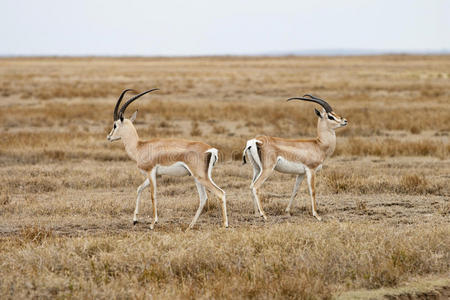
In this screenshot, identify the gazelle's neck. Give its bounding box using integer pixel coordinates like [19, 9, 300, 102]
[316, 118, 336, 158]
[121, 122, 140, 161]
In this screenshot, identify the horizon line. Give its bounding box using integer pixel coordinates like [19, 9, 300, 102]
[1, 49, 449, 59]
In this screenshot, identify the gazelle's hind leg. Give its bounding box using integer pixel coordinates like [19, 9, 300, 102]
[149, 168, 158, 229]
[188, 179, 208, 230]
[305, 168, 321, 221]
[133, 178, 150, 225]
[285, 174, 304, 213]
[251, 168, 274, 220]
[247, 152, 262, 215]
[197, 178, 228, 228]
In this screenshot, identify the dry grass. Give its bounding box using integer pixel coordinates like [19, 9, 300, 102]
[336, 138, 449, 159]
[324, 171, 446, 195]
[1, 224, 448, 299]
[0, 56, 449, 299]
[19, 225, 54, 244]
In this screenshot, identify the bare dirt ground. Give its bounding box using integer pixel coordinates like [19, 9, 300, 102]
[0, 56, 449, 299]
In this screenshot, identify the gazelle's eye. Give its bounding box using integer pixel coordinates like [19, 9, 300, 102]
[113, 124, 116, 129]
[328, 115, 335, 121]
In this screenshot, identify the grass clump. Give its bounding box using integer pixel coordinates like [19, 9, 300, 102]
[19, 225, 53, 244]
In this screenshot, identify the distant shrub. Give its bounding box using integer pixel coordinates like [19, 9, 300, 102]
[190, 121, 202, 137]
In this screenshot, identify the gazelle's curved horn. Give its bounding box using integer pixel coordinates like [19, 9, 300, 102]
[119, 88, 159, 120]
[287, 94, 333, 113]
[114, 89, 138, 120]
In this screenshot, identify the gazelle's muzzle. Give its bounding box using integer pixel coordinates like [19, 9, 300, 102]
[107, 135, 120, 142]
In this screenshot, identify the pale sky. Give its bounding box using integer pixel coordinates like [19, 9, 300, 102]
[1, 0, 449, 56]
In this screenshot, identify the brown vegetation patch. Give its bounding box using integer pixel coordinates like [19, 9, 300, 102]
[337, 138, 449, 159]
[324, 171, 445, 195]
[19, 225, 53, 244]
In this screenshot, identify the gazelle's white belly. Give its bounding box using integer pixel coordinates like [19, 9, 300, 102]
[156, 162, 191, 177]
[274, 156, 307, 174]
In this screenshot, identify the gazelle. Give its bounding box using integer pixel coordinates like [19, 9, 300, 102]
[242, 94, 347, 221]
[107, 89, 228, 230]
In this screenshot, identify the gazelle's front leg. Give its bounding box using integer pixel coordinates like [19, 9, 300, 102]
[305, 168, 321, 221]
[133, 178, 150, 225]
[285, 174, 304, 213]
[149, 168, 158, 229]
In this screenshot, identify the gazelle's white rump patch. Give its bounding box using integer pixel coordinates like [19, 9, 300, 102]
[244, 139, 263, 180]
[205, 148, 223, 192]
[205, 148, 218, 167]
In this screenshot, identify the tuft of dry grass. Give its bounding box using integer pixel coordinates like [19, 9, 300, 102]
[438, 203, 450, 216]
[0, 192, 10, 205]
[212, 124, 227, 134]
[19, 225, 53, 244]
[355, 198, 367, 212]
[410, 126, 421, 134]
[398, 175, 429, 194]
[190, 121, 202, 136]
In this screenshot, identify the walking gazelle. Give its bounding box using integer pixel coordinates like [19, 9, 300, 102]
[243, 95, 347, 221]
[107, 89, 228, 230]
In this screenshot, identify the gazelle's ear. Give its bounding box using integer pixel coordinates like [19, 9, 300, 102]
[314, 108, 322, 118]
[130, 110, 138, 122]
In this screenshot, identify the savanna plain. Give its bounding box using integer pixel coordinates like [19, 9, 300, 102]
[0, 56, 449, 299]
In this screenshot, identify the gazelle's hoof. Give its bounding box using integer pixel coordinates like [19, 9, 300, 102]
[261, 215, 267, 221]
[150, 224, 155, 230]
[314, 214, 322, 221]
[133, 220, 138, 225]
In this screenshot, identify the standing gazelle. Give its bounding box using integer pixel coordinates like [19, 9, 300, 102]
[243, 95, 347, 221]
[107, 89, 228, 230]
